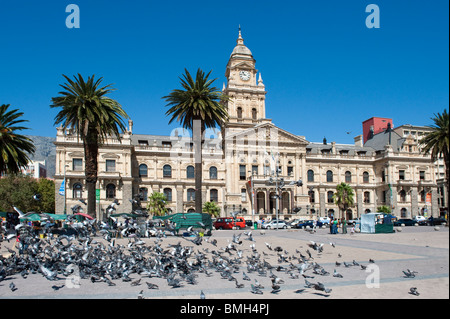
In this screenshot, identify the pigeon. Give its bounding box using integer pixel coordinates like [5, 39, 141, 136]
[146, 282, 159, 289]
[51, 285, 65, 291]
[9, 282, 17, 292]
[360, 264, 367, 270]
[265, 242, 272, 250]
[369, 259, 375, 263]
[242, 272, 251, 281]
[403, 269, 418, 278]
[333, 269, 343, 278]
[271, 280, 281, 294]
[137, 290, 145, 299]
[250, 284, 263, 295]
[234, 279, 245, 288]
[200, 290, 206, 299]
[352, 260, 360, 266]
[131, 279, 141, 286]
[254, 279, 264, 289]
[409, 287, 420, 296]
[314, 282, 332, 294]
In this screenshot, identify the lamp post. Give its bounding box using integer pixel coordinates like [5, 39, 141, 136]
[249, 170, 255, 225]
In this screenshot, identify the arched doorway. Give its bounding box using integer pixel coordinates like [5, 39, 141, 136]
[346, 209, 353, 221]
[281, 192, 290, 214]
[256, 192, 265, 214]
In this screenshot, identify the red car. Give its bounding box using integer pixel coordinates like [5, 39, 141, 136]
[213, 217, 246, 230]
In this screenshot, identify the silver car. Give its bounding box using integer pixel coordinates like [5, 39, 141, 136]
[261, 220, 288, 229]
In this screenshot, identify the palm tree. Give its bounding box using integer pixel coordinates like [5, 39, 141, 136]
[333, 182, 355, 220]
[0, 104, 35, 175]
[147, 192, 168, 217]
[420, 109, 449, 222]
[203, 201, 220, 218]
[163, 68, 229, 214]
[50, 74, 129, 218]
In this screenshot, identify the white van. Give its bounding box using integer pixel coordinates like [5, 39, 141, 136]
[319, 217, 331, 225]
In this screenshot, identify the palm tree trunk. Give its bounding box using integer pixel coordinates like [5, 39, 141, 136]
[193, 119, 204, 214]
[84, 131, 99, 218]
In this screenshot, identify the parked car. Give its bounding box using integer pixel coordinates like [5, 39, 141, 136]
[261, 220, 289, 229]
[318, 217, 331, 225]
[427, 217, 448, 226]
[394, 219, 417, 226]
[213, 217, 246, 230]
[288, 219, 303, 228]
[347, 218, 361, 226]
[413, 216, 427, 225]
[295, 220, 323, 229]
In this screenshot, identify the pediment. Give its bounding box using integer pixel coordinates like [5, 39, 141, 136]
[229, 61, 254, 70]
[225, 122, 309, 146]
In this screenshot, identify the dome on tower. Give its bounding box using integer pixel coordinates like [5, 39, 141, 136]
[230, 27, 253, 58]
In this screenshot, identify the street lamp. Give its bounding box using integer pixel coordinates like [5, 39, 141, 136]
[249, 170, 255, 225]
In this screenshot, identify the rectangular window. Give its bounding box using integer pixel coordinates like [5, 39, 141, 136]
[239, 165, 246, 180]
[72, 158, 83, 171]
[241, 189, 247, 202]
[106, 160, 116, 172]
[287, 166, 293, 176]
[251, 165, 258, 176]
[399, 170, 405, 180]
[419, 171, 425, 180]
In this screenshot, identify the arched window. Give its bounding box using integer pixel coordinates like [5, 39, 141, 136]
[106, 184, 116, 199]
[363, 171, 369, 183]
[327, 191, 334, 203]
[187, 188, 195, 201]
[210, 189, 218, 202]
[73, 183, 82, 199]
[163, 164, 172, 178]
[345, 171, 352, 183]
[186, 165, 195, 179]
[419, 190, 425, 202]
[307, 170, 314, 182]
[309, 189, 315, 203]
[399, 189, 406, 202]
[163, 188, 172, 201]
[252, 108, 257, 120]
[326, 170, 333, 182]
[139, 164, 148, 177]
[364, 191, 370, 203]
[209, 166, 217, 179]
[237, 107, 243, 119]
[139, 187, 148, 201]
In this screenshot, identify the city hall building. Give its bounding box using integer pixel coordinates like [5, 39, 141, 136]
[54, 30, 443, 221]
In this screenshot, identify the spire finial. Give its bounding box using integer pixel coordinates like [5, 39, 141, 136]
[237, 25, 244, 45]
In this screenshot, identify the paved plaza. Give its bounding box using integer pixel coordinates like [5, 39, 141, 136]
[0, 225, 448, 299]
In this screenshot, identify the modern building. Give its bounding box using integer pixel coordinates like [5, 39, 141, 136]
[53, 30, 442, 221]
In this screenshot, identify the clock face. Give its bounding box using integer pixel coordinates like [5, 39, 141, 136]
[239, 70, 251, 81]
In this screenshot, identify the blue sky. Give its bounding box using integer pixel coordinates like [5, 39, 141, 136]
[0, 0, 448, 144]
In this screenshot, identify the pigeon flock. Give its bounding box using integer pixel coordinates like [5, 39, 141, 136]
[0, 218, 423, 298]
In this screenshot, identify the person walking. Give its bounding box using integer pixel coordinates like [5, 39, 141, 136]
[342, 219, 347, 234]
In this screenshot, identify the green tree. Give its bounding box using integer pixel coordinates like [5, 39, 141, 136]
[376, 205, 391, 214]
[203, 201, 220, 217]
[36, 178, 55, 213]
[333, 182, 355, 220]
[50, 74, 129, 218]
[0, 175, 53, 213]
[0, 104, 35, 175]
[163, 68, 229, 214]
[420, 109, 449, 222]
[147, 192, 168, 217]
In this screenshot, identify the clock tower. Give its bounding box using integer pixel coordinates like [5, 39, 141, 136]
[223, 28, 269, 132]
